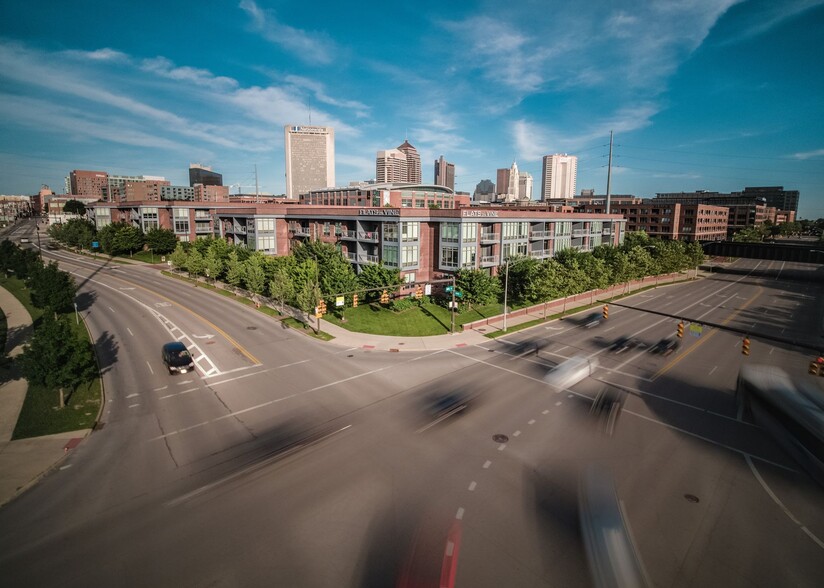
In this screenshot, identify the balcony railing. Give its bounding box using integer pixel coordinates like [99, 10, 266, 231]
[572, 229, 588, 237]
[195, 223, 211, 234]
[480, 255, 499, 266]
[480, 232, 497, 242]
[401, 260, 418, 268]
[291, 225, 310, 236]
[529, 249, 551, 258]
[530, 230, 551, 239]
[338, 229, 356, 239]
[358, 231, 379, 241]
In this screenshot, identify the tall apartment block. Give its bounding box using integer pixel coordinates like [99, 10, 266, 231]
[69, 170, 108, 198]
[541, 154, 577, 200]
[397, 140, 421, 184]
[189, 163, 223, 187]
[434, 155, 455, 190]
[376, 149, 408, 183]
[284, 125, 335, 199]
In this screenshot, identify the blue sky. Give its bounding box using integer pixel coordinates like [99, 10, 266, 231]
[1, 0, 823, 218]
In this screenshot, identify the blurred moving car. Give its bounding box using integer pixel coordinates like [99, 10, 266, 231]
[544, 356, 599, 390]
[161, 341, 195, 374]
[582, 313, 602, 328]
[425, 391, 470, 420]
[650, 338, 679, 356]
[609, 337, 644, 354]
[590, 387, 626, 435]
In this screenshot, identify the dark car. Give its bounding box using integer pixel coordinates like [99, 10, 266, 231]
[650, 338, 680, 356]
[161, 341, 195, 374]
[609, 337, 643, 354]
[582, 312, 602, 328]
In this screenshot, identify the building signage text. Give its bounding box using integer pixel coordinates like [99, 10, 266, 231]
[462, 210, 499, 217]
[359, 208, 400, 216]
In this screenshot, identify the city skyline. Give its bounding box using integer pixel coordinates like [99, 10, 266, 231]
[0, 1, 823, 217]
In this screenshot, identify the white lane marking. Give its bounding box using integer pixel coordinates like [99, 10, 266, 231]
[568, 394, 574, 398]
[625, 409, 795, 472]
[108, 306, 115, 313]
[159, 387, 200, 400]
[513, 430, 521, 437]
[456, 507, 465, 520]
[542, 410, 549, 414]
[483, 460, 491, 469]
[153, 386, 168, 392]
[745, 455, 824, 550]
[468, 481, 477, 491]
[205, 360, 311, 384]
[126, 393, 139, 398]
[59, 464, 73, 470]
[555, 401, 562, 406]
[192, 334, 215, 339]
[119, 287, 134, 290]
[127, 328, 134, 336]
[151, 352, 444, 441]
[177, 379, 194, 385]
[709, 366, 717, 376]
[129, 403, 140, 408]
[528, 419, 535, 425]
[497, 444, 506, 451]
[769, 347, 775, 355]
[146, 361, 154, 375]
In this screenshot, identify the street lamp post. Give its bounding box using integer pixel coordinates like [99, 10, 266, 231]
[503, 258, 509, 332]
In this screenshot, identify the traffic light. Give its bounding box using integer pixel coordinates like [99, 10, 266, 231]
[352, 293, 358, 308]
[415, 285, 423, 300]
[809, 361, 820, 376]
[380, 289, 389, 304]
[316, 299, 326, 318]
[742, 337, 750, 356]
[602, 305, 609, 320]
[677, 321, 684, 338]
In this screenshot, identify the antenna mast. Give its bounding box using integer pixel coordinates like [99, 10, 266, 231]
[605, 130, 614, 240]
[255, 164, 259, 202]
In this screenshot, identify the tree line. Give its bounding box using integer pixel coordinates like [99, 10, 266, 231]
[1, 240, 96, 408]
[48, 218, 178, 256]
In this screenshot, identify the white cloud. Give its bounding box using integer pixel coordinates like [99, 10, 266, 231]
[63, 48, 129, 62]
[717, 0, 824, 44]
[140, 57, 238, 91]
[238, 0, 335, 65]
[791, 148, 824, 160]
[282, 74, 369, 117]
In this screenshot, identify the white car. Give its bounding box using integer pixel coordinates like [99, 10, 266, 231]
[544, 356, 598, 390]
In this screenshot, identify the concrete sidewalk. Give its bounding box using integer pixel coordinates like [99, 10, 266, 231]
[0, 285, 89, 507]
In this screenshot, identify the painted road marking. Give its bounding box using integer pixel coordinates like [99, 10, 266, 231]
[483, 460, 491, 469]
[468, 481, 477, 491]
[528, 419, 535, 425]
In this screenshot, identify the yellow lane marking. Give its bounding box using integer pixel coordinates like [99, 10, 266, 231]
[653, 286, 763, 380]
[105, 271, 261, 365]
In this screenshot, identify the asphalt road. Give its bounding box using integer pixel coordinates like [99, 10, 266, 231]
[1, 235, 822, 586]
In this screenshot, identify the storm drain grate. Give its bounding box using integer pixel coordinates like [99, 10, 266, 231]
[684, 494, 700, 503]
[492, 434, 509, 443]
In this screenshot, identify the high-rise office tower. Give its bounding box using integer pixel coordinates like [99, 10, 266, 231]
[69, 170, 108, 198]
[541, 154, 577, 200]
[376, 149, 408, 183]
[396, 140, 421, 184]
[496, 167, 511, 196]
[189, 163, 223, 187]
[507, 162, 520, 196]
[284, 125, 335, 199]
[434, 155, 455, 190]
[474, 179, 495, 202]
[519, 172, 533, 200]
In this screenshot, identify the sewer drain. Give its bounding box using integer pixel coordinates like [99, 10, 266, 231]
[684, 494, 700, 503]
[247, 326, 257, 330]
[492, 434, 509, 443]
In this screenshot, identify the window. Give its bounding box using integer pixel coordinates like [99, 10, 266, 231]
[401, 222, 419, 241]
[441, 246, 458, 268]
[442, 223, 459, 242]
[142, 207, 158, 231]
[383, 245, 399, 267]
[257, 235, 275, 250]
[403, 273, 416, 284]
[384, 223, 398, 241]
[256, 218, 275, 232]
[402, 198, 412, 208]
[402, 245, 418, 267]
[415, 199, 426, 208]
[462, 223, 477, 241]
[461, 246, 476, 267]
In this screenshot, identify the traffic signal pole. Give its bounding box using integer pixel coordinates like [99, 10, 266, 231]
[451, 274, 456, 334]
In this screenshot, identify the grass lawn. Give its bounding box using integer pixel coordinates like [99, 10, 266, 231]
[323, 300, 503, 336]
[0, 276, 101, 439]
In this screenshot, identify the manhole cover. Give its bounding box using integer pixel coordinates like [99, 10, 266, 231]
[247, 326, 257, 330]
[493, 434, 509, 443]
[684, 494, 700, 503]
[347, 354, 354, 358]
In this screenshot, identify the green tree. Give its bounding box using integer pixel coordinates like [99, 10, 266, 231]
[224, 250, 245, 291]
[203, 247, 224, 284]
[357, 263, 403, 301]
[268, 267, 294, 311]
[27, 261, 77, 316]
[732, 227, 765, 243]
[52, 218, 95, 249]
[113, 225, 145, 255]
[18, 316, 97, 408]
[456, 268, 501, 306]
[62, 199, 87, 216]
[185, 248, 205, 279]
[292, 240, 358, 296]
[169, 243, 188, 271]
[144, 227, 178, 254]
[622, 231, 652, 250]
[295, 280, 322, 333]
[501, 256, 541, 304]
[243, 252, 266, 301]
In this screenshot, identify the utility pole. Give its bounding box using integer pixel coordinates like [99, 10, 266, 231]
[503, 259, 509, 332]
[605, 130, 614, 241]
[255, 164, 259, 203]
[451, 274, 456, 334]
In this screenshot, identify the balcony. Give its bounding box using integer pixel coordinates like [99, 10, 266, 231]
[338, 229, 356, 239]
[360, 254, 380, 264]
[291, 225, 310, 236]
[195, 223, 211, 234]
[529, 249, 551, 258]
[480, 255, 499, 267]
[572, 229, 588, 237]
[358, 231, 379, 242]
[530, 230, 551, 239]
[480, 232, 497, 243]
[233, 224, 247, 234]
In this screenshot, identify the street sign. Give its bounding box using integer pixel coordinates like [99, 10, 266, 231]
[689, 323, 703, 337]
[445, 285, 453, 292]
[425, 284, 432, 295]
[91, 241, 99, 249]
[455, 291, 463, 298]
[335, 296, 344, 307]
